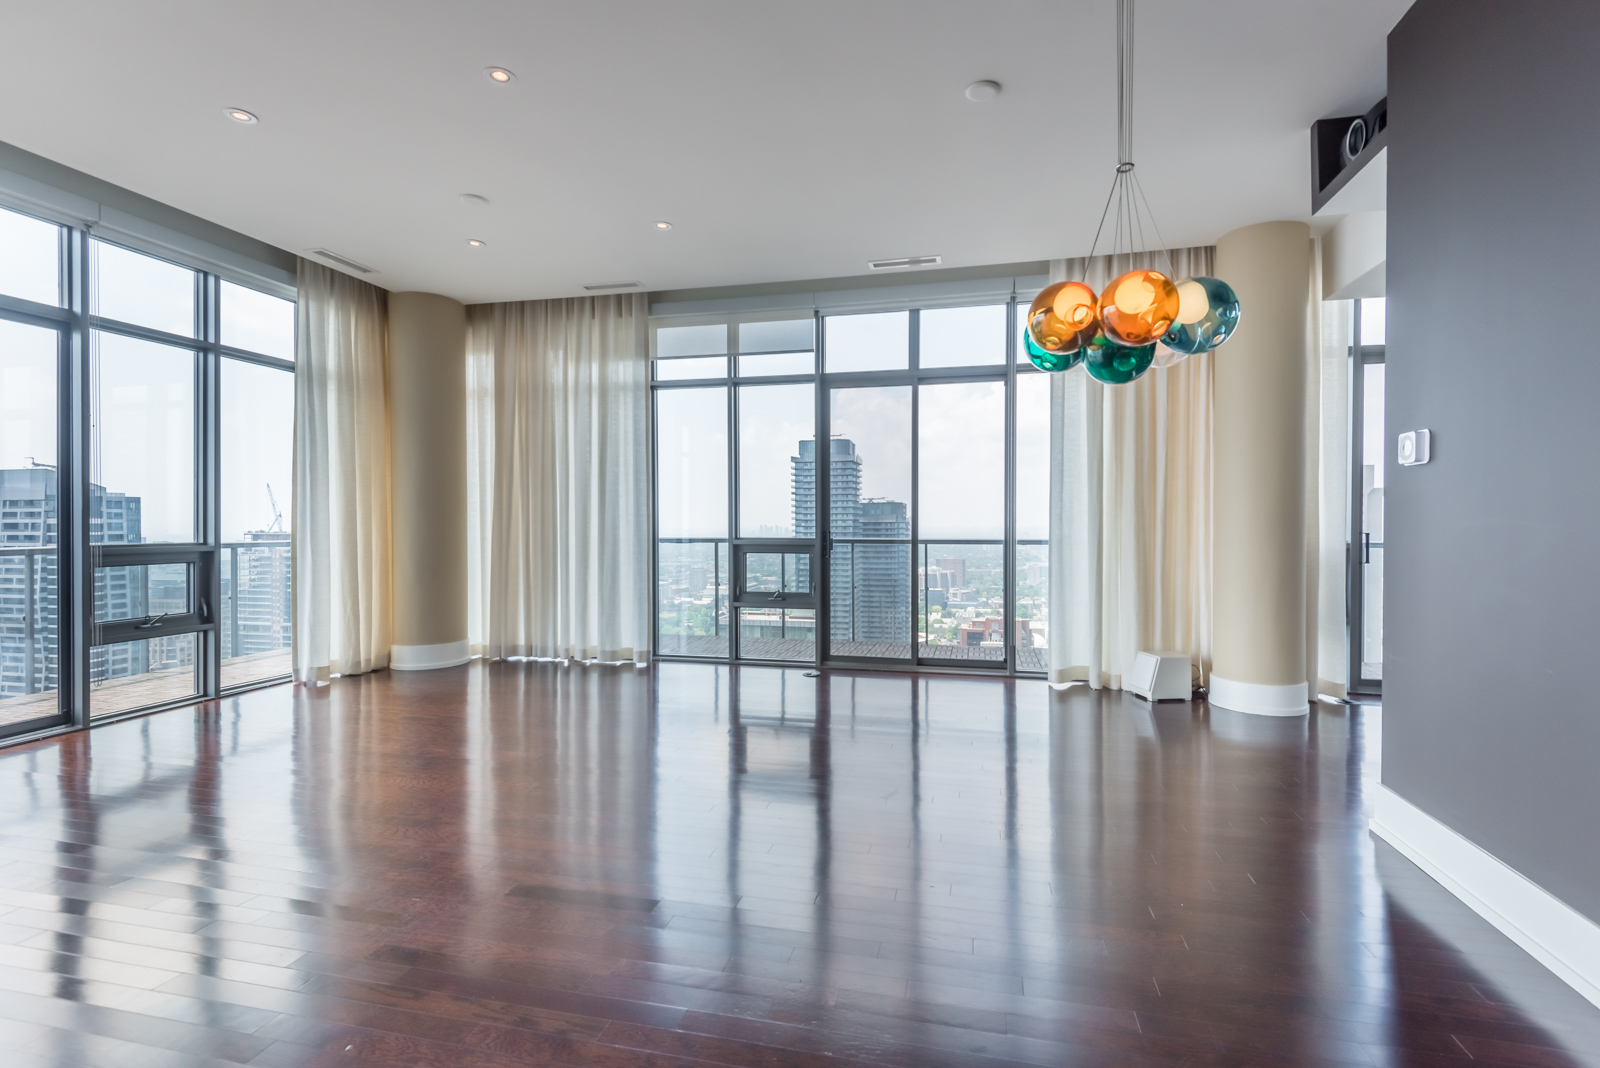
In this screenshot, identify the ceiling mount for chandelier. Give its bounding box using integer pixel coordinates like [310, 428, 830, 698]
[1024, 0, 1240, 383]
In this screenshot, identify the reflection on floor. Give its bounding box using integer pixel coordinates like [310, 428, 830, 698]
[0, 661, 1597, 1067]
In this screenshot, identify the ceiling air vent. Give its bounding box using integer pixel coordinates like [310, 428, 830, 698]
[869, 255, 942, 270]
[582, 281, 642, 291]
[307, 248, 376, 274]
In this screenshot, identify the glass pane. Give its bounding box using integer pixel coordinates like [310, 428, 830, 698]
[657, 541, 728, 658]
[90, 633, 197, 718]
[1, 321, 61, 726]
[918, 380, 1005, 539]
[1016, 372, 1050, 541]
[738, 382, 813, 537]
[657, 387, 726, 538]
[827, 386, 911, 538]
[919, 305, 1006, 368]
[0, 551, 56, 727]
[221, 544, 292, 687]
[221, 281, 295, 360]
[93, 240, 196, 337]
[825, 311, 908, 372]
[93, 333, 195, 544]
[657, 324, 726, 357]
[744, 552, 809, 594]
[1015, 543, 1049, 673]
[221, 358, 293, 687]
[94, 563, 190, 623]
[830, 542, 911, 659]
[1360, 361, 1385, 681]
[0, 205, 60, 306]
[1362, 547, 1384, 681]
[737, 351, 814, 377]
[1360, 297, 1386, 346]
[919, 542, 1005, 662]
[654, 356, 726, 381]
[222, 359, 293, 542]
[656, 387, 728, 658]
[1017, 299, 1034, 364]
[739, 319, 813, 353]
[738, 608, 814, 662]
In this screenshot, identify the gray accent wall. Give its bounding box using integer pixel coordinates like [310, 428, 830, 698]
[1385, 0, 1600, 924]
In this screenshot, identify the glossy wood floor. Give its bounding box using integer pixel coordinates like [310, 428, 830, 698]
[2, 662, 1599, 1068]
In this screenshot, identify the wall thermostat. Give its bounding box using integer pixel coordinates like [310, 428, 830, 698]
[1398, 429, 1431, 466]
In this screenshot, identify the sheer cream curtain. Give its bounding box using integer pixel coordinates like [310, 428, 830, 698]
[466, 293, 650, 662]
[1047, 247, 1214, 689]
[291, 259, 392, 682]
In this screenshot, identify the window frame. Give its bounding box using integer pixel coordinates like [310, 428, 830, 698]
[0, 204, 295, 746]
[650, 299, 1044, 675]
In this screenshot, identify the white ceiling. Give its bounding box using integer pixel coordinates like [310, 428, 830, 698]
[0, 0, 1411, 303]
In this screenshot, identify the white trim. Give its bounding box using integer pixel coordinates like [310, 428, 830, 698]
[1372, 785, 1600, 1011]
[390, 640, 470, 671]
[1206, 675, 1308, 716]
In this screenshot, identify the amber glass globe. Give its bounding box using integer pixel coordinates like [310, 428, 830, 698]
[1028, 281, 1099, 355]
[1099, 270, 1180, 347]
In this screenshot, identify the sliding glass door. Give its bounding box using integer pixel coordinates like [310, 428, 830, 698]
[651, 298, 1052, 674]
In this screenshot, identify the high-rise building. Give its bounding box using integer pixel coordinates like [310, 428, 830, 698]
[791, 438, 909, 646]
[222, 529, 292, 662]
[0, 466, 173, 703]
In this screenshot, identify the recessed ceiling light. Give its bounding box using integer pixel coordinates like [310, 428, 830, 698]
[964, 80, 1002, 102]
[225, 108, 258, 124]
[459, 193, 490, 207]
[485, 67, 515, 83]
[654, 221, 673, 230]
[467, 238, 486, 247]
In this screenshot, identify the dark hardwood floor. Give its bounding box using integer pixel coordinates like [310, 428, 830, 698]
[1, 661, 1598, 1068]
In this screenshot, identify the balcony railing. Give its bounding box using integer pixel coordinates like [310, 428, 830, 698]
[0, 541, 292, 726]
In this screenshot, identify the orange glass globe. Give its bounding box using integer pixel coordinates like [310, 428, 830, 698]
[1099, 270, 1180, 347]
[1028, 281, 1099, 354]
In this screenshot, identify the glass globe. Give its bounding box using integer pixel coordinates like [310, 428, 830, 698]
[1083, 333, 1155, 384]
[1162, 276, 1240, 354]
[1099, 270, 1179, 346]
[1027, 281, 1098, 356]
[1024, 323, 1083, 372]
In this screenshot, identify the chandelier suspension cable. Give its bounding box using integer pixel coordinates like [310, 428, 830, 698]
[1083, 0, 1176, 281]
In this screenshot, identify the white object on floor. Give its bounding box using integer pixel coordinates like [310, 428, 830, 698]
[1130, 651, 1193, 701]
[1207, 675, 1309, 716]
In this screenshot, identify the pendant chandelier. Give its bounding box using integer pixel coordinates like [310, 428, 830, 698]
[1024, 0, 1240, 382]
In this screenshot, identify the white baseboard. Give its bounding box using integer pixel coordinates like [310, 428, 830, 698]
[390, 639, 470, 671]
[1207, 675, 1308, 716]
[1372, 784, 1600, 1010]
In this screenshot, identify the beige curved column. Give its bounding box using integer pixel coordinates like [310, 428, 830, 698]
[1211, 222, 1311, 715]
[387, 291, 468, 670]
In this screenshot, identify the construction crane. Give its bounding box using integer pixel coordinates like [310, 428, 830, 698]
[266, 483, 284, 533]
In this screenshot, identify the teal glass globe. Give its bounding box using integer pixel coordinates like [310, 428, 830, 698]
[1162, 276, 1240, 355]
[1083, 334, 1155, 384]
[1024, 324, 1083, 372]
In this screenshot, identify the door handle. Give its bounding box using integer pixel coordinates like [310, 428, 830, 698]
[1363, 532, 1370, 564]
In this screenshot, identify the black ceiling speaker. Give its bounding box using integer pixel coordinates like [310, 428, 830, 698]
[1341, 117, 1368, 167]
[1312, 97, 1388, 213]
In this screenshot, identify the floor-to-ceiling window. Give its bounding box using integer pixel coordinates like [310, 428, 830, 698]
[650, 296, 1051, 674]
[0, 202, 294, 739]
